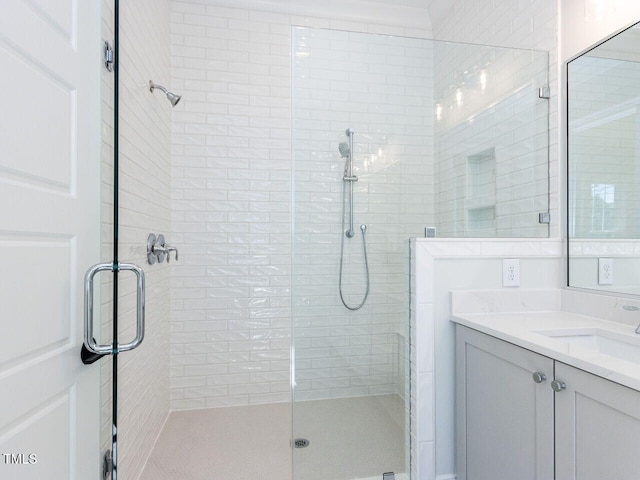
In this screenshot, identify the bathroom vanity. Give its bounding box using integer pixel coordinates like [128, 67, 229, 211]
[453, 312, 640, 480]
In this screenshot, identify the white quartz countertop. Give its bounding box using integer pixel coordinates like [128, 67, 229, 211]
[451, 311, 640, 392]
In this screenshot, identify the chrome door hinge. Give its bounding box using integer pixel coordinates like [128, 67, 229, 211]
[539, 212, 550, 224]
[102, 450, 113, 479]
[104, 41, 114, 72]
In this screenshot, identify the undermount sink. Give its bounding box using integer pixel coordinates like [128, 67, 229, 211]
[533, 327, 640, 365]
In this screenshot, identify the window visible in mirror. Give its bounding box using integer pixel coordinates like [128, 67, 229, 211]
[590, 183, 615, 234]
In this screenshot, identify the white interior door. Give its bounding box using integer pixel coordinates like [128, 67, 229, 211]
[0, 0, 102, 478]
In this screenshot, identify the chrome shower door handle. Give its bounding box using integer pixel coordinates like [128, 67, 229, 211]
[83, 262, 146, 355]
[117, 263, 146, 352]
[84, 263, 116, 355]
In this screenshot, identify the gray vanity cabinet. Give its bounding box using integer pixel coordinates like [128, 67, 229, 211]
[457, 325, 640, 480]
[554, 362, 640, 480]
[455, 325, 554, 480]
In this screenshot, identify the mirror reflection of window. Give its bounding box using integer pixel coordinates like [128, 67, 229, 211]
[590, 183, 615, 234]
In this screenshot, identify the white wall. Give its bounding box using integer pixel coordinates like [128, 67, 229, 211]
[101, 1, 172, 477]
[169, 3, 294, 409]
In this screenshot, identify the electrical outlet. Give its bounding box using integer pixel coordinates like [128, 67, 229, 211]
[503, 259, 520, 287]
[598, 258, 614, 285]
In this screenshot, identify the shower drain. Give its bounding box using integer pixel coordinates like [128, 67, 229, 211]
[294, 438, 310, 448]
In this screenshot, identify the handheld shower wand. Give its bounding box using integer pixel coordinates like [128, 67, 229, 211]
[338, 128, 369, 310]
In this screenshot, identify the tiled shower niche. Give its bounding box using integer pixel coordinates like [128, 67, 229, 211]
[466, 148, 496, 234]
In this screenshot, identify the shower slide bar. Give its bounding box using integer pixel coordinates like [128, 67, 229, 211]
[343, 128, 357, 238]
[338, 128, 370, 311]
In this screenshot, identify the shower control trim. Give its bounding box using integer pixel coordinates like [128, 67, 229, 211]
[147, 233, 179, 264]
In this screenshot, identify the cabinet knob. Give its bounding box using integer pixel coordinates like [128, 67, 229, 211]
[532, 372, 547, 383]
[551, 379, 567, 392]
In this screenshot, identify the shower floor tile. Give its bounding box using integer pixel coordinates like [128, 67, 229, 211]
[140, 394, 405, 480]
[139, 402, 292, 480]
[294, 394, 406, 480]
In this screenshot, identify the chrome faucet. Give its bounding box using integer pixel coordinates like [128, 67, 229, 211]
[622, 305, 640, 333]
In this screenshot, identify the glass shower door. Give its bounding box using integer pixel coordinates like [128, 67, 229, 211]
[93, 2, 174, 478]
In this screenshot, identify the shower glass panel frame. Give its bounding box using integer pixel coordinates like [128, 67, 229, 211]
[291, 26, 549, 480]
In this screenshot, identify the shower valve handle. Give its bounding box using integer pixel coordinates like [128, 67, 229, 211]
[166, 246, 179, 262]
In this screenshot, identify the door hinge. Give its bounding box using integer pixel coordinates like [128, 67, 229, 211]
[102, 449, 113, 479]
[104, 41, 114, 72]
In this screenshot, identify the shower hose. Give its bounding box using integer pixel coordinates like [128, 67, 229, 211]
[338, 181, 370, 311]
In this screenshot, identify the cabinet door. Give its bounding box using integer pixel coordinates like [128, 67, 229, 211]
[456, 326, 554, 480]
[555, 362, 640, 480]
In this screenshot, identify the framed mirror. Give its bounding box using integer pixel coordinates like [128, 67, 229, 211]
[567, 20, 640, 294]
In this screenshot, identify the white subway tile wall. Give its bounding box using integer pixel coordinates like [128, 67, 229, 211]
[169, 2, 552, 409]
[168, 3, 433, 410]
[100, 0, 172, 478]
[292, 27, 433, 402]
[169, 3, 294, 409]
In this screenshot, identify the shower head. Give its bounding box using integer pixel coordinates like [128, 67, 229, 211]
[338, 142, 350, 158]
[149, 80, 182, 107]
